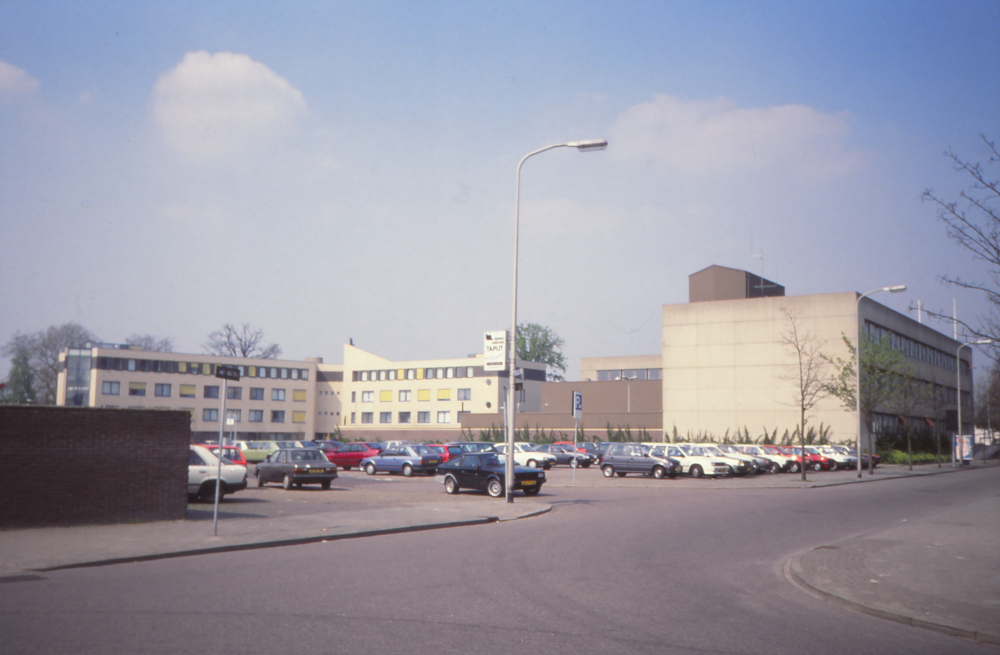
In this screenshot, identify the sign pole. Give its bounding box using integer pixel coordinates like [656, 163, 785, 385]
[572, 391, 583, 483]
[211, 365, 241, 536]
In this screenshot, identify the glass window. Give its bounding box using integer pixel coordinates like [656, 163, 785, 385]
[398, 411, 411, 424]
[280, 368, 288, 379]
[249, 410, 263, 423]
[378, 370, 386, 381]
[293, 389, 307, 402]
[407, 369, 415, 380]
[425, 368, 434, 380]
[446, 367, 454, 378]
[466, 366, 474, 378]
[272, 389, 286, 401]
[418, 411, 430, 424]
[179, 384, 196, 398]
[361, 391, 373, 402]
[436, 368, 444, 379]
[271, 410, 285, 423]
[226, 409, 241, 423]
[127, 359, 136, 372]
[379, 412, 392, 424]
[647, 368, 663, 380]
[128, 382, 146, 396]
[291, 369, 299, 380]
[155, 383, 171, 397]
[351, 412, 356, 424]
[292, 411, 306, 423]
[203, 408, 219, 422]
[361, 412, 373, 424]
[457, 388, 471, 401]
[269, 367, 278, 378]
[227, 386, 242, 400]
[204, 386, 219, 399]
[102, 381, 121, 395]
[360, 371, 368, 381]
[399, 390, 411, 402]
[436, 411, 450, 424]
[250, 387, 264, 400]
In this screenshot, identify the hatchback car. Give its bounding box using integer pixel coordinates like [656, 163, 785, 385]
[600, 443, 680, 479]
[326, 442, 380, 470]
[197, 444, 248, 467]
[436, 452, 545, 497]
[188, 445, 248, 502]
[256, 448, 339, 490]
[362, 445, 442, 476]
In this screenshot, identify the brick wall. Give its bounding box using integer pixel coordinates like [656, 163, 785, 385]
[0, 406, 190, 527]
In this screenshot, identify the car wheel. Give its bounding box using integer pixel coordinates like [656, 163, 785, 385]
[789, 462, 800, 473]
[570, 459, 578, 468]
[772, 463, 782, 474]
[321, 480, 331, 490]
[365, 463, 377, 475]
[199, 482, 221, 503]
[828, 462, 838, 471]
[282, 474, 292, 490]
[690, 465, 703, 479]
[256, 471, 265, 487]
[402, 464, 414, 477]
[652, 466, 666, 479]
[527, 459, 539, 468]
[444, 476, 459, 494]
[522, 486, 541, 496]
[812, 462, 823, 471]
[602, 465, 615, 478]
[487, 479, 504, 498]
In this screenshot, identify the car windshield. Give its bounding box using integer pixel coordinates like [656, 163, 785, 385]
[703, 446, 724, 456]
[290, 450, 325, 462]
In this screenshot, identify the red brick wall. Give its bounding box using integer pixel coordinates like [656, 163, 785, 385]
[0, 406, 190, 527]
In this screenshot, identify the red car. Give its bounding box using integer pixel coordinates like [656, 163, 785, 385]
[424, 444, 451, 462]
[326, 442, 380, 470]
[197, 444, 248, 467]
[774, 445, 833, 472]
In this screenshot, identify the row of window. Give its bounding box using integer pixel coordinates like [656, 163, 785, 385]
[94, 357, 310, 381]
[352, 388, 472, 403]
[864, 321, 966, 374]
[200, 408, 306, 423]
[350, 410, 468, 424]
[595, 368, 664, 381]
[101, 381, 307, 402]
[351, 366, 477, 382]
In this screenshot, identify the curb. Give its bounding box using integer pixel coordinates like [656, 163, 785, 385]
[31, 506, 553, 573]
[783, 557, 1000, 646]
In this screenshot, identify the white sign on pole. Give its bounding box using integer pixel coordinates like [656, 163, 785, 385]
[572, 391, 583, 420]
[484, 331, 508, 371]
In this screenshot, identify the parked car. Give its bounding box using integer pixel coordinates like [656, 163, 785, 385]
[197, 444, 248, 467]
[651, 444, 731, 478]
[436, 452, 545, 497]
[362, 445, 442, 476]
[188, 445, 248, 502]
[256, 448, 339, 490]
[802, 446, 836, 471]
[237, 441, 281, 463]
[712, 443, 767, 473]
[531, 443, 595, 467]
[423, 444, 450, 462]
[326, 442, 381, 470]
[734, 444, 795, 473]
[600, 443, 680, 478]
[695, 444, 753, 475]
[815, 445, 857, 470]
[493, 442, 556, 469]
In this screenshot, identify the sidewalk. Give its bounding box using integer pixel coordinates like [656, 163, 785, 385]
[787, 486, 1000, 646]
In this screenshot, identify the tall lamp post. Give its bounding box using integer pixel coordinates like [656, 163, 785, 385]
[506, 139, 607, 503]
[956, 339, 992, 467]
[856, 285, 906, 478]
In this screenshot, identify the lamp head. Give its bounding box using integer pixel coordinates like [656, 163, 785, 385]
[567, 139, 608, 152]
[886, 285, 906, 293]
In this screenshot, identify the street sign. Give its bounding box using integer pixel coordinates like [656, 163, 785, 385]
[484, 331, 507, 371]
[572, 391, 583, 420]
[215, 365, 240, 381]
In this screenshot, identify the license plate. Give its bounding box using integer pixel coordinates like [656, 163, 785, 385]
[428, 459, 439, 464]
[521, 480, 536, 486]
[308, 469, 324, 474]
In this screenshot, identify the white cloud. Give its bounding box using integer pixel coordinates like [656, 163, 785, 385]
[151, 51, 308, 160]
[608, 94, 864, 180]
[0, 60, 40, 96]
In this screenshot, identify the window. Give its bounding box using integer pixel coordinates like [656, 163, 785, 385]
[457, 388, 472, 401]
[351, 391, 356, 402]
[250, 387, 264, 400]
[204, 386, 219, 399]
[291, 369, 299, 380]
[360, 371, 368, 382]
[155, 383, 171, 397]
[179, 384, 196, 398]
[380, 412, 392, 424]
[466, 366, 474, 378]
[203, 408, 219, 422]
[272, 389, 285, 401]
[380, 390, 392, 402]
[436, 368, 444, 379]
[128, 382, 146, 396]
[418, 411, 430, 424]
[102, 381, 120, 395]
[437, 411, 450, 424]
[417, 389, 431, 401]
[249, 409, 263, 423]
[446, 367, 454, 378]
[361, 391, 373, 402]
[351, 412, 356, 424]
[398, 411, 411, 424]
[437, 389, 451, 401]
[226, 409, 241, 423]
[271, 410, 285, 423]
[227, 386, 242, 400]
[399, 390, 411, 402]
[425, 368, 434, 380]
[269, 367, 278, 378]
[293, 389, 307, 402]
[292, 411, 306, 423]
[361, 412, 373, 424]
[407, 369, 415, 380]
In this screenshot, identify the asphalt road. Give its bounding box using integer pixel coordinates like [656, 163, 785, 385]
[2, 468, 997, 654]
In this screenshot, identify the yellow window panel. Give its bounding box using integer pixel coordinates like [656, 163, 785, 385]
[249, 366, 256, 377]
[437, 389, 451, 400]
[397, 369, 405, 380]
[179, 384, 196, 397]
[293, 389, 307, 402]
[203, 363, 212, 375]
[380, 390, 392, 402]
[178, 362, 187, 373]
[128, 382, 146, 391]
[292, 411, 306, 423]
[416, 369, 424, 380]
[417, 389, 431, 401]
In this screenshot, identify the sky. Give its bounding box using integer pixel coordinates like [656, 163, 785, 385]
[1, 1, 999, 380]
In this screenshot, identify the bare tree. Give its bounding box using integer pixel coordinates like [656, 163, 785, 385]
[203, 323, 281, 359]
[125, 334, 175, 352]
[887, 375, 931, 471]
[922, 135, 1000, 345]
[778, 308, 832, 481]
[923, 373, 952, 469]
[1, 323, 98, 405]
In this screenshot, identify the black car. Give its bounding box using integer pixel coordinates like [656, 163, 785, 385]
[437, 452, 545, 498]
[256, 448, 339, 490]
[531, 443, 594, 467]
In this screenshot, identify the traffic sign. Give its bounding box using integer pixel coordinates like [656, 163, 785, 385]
[572, 391, 583, 419]
[215, 365, 241, 381]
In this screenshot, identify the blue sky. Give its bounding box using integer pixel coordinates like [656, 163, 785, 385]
[2, 1, 998, 379]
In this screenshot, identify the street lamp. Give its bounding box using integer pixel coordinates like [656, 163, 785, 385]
[856, 285, 906, 478]
[956, 339, 992, 467]
[506, 139, 608, 503]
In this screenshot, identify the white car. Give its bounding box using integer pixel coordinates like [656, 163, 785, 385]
[647, 444, 730, 478]
[493, 442, 557, 469]
[734, 444, 795, 473]
[710, 443, 764, 474]
[816, 445, 857, 470]
[188, 445, 248, 502]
